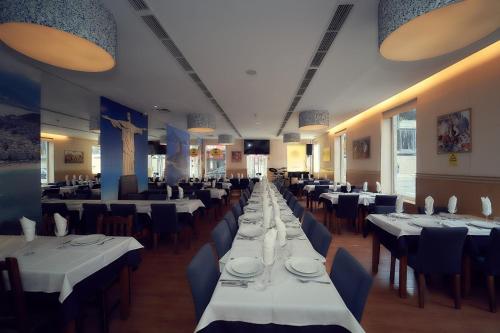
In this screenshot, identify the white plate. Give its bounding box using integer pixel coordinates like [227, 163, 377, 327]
[238, 225, 263, 238]
[285, 258, 324, 278]
[231, 257, 262, 275]
[286, 227, 303, 238]
[241, 212, 262, 221]
[226, 258, 264, 278]
[70, 234, 106, 246]
[389, 213, 412, 219]
[411, 219, 439, 228]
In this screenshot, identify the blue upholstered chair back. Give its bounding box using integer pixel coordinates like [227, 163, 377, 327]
[330, 248, 373, 322]
[374, 195, 397, 206]
[110, 204, 136, 217]
[151, 204, 178, 233]
[288, 196, 297, 209]
[336, 195, 359, 220]
[293, 204, 305, 220]
[311, 185, 329, 202]
[310, 222, 332, 257]
[414, 227, 468, 274]
[195, 190, 212, 208]
[231, 203, 242, 219]
[372, 205, 396, 214]
[223, 211, 238, 239]
[211, 221, 233, 259]
[319, 180, 331, 185]
[41, 203, 68, 217]
[239, 196, 247, 209]
[301, 212, 317, 240]
[82, 203, 107, 234]
[187, 244, 220, 323]
[486, 228, 500, 275]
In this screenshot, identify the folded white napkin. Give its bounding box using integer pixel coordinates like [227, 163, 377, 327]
[376, 181, 382, 193]
[53, 213, 68, 237]
[212, 180, 216, 188]
[78, 175, 83, 181]
[363, 182, 368, 192]
[72, 174, 76, 180]
[275, 218, 287, 247]
[263, 198, 271, 229]
[425, 196, 434, 215]
[346, 182, 351, 193]
[448, 195, 458, 214]
[301, 174, 304, 179]
[481, 196, 492, 217]
[178, 186, 184, 199]
[230, 173, 234, 178]
[166, 185, 172, 200]
[19, 216, 36, 242]
[396, 196, 404, 214]
[332, 183, 337, 192]
[263, 229, 277, 266]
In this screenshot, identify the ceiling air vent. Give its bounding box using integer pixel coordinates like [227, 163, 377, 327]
[142, 15, 169, 39]
[304, 68, 317, 80]
[189, 73, 201, 83]
[176, 57, 193, 72]
[128, 0, 148, 11]
[328, 4, 353, 32]
[318, 31, 337, 52]
[161, 39, 183, 58]
[311, 51, 327, 67]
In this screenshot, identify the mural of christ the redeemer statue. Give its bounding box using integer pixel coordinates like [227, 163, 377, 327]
[102, 112, 146, 176]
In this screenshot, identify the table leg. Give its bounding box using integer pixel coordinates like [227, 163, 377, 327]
[399, 255, 408, 298]
[371, 232, 380, 274]
[120, 266, 130, 320]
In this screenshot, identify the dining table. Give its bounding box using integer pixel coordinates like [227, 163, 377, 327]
[197, 182, 364, 333]
[0, 234, 143, 332]
[366, 212, 498, 298]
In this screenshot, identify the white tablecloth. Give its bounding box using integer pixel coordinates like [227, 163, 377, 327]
[41, 198, 205, 218]
[320, 192, 376, 206]
[197, 182, 364, 333]
[209, 188, 227, 200]
[366, 213, 496, 238]
[0, 235, 143, 302]
[59, 186, 79, 195]
[303, 184, 336, 193]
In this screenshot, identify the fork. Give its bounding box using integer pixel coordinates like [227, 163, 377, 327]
[98, 237, 114, 245]
[296, 278, 330, 285]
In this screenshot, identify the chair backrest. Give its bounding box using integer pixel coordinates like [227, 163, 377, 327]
[374, 195, 397, 206]
[43, 188, 61, 199]
[293, 204, 305, 221]
[372, 205, 396, 214]
[312, 185, 329, 201]
[110, 204, 136, 217]
[0, 257, 27, 333]
[310, 222, 332, 257]
[186, 244, 220, 323]
[231, 203, 242, 218]
[195, 190, 212, 208]
[240, 178, 250, 188]
[301, 212, 317, 240]
[487, 228, 500, 275]
[330, 248, 373, 322]
[82, 203, 108, 234]
[336, 195, 360, 219]
[288, 196, 298, 209]
[211, 221, 233, 259]
[41, 203, 68, 217]
[148, 192, 167, 200]
[151, 204, 178, 233]
[319, 180, 331, 185]
[416, 227, 468, 274]
[118, 175, 139, 199]
[223, 211, 238, 239]
[99, 216, 133, 236]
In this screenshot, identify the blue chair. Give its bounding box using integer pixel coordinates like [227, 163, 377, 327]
[301, 212, 317, 241]
[330, 248, 373, 322]
[151, 204, 191, 252]
[293, 203, 305, 221]
[310, 185, 329, 211]
[474, 228, 500, 312]
[288, 196, 298, 210]
[375, 195, 397, 206]
[409, 227, 468, 308]
[211, 221, 233, 259]
[231, 203, 242, 219]
[372, 205, 396, 214]
[310, 221, 332, 257]
[332, 194, 359, 234]
[223, 211, 238, 239]
[187, 244, 220, 322]
[81, 203, 108, 234]
[239, 196, 247, 210]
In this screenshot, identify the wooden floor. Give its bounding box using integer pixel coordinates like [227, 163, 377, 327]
[86, 195, 500, 333]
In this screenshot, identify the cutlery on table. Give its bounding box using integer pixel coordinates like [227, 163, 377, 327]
[98, 237, 114, 245]
[296, 278, 330, 285]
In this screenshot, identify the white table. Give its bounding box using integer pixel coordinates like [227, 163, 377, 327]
[0, 235, 142, 303]
[303, 184, 336, 193]
[208, 188, 227, 200]
[197, 183, 364, 333]
[320, 192, 377, 206]
[59, 185, 79, 196]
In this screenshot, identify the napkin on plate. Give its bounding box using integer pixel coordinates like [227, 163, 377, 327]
[448, 195, 458, 214]
[263, 229, 277, 266]
[178, 186, 184, 199]
[425, 196, 434, 215]
[481, 196, 492, 217]
[396, 196, 404, 214]
[363, 182, 368, 192]
[19, 216, 36, 242]
[346, 182, 351, 193]
[275, 217, 287, 247]
[53, 213, 68, 237]
[376, 181, 382, 193]
[166, 185, 172, 200]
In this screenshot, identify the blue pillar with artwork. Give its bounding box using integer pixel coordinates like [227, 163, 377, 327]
[100, 97, 148, 199]
[166, 124, 190, 185]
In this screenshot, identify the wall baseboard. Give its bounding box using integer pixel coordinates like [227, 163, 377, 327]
[417, 173, 500, 184]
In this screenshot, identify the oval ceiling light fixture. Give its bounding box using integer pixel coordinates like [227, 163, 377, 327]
[379, 0, 500, 61]
[187, 113, 216, 133]
[218, 134, 234, 145]
[283, 132, 301, 144]
[0, 0, 117, 72]
[298, 110, 329, 131]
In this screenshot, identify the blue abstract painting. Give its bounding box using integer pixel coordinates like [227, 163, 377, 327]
[166, 124, 189, 185]
[100, 97, 148, 199]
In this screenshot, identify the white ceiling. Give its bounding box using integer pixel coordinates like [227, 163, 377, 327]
[33, 0, 500, 140]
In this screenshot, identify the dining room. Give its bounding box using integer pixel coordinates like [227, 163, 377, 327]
[1, 1, 500, 333]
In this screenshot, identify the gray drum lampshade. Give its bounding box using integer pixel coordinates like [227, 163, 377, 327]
[218, 134, 234, 145]
[298, 110, 329, 131]
[187, 113, 216, 133]
[0, 0, 117, 72]
[378, 0, 500, 61]
[283, 132, 300, 144]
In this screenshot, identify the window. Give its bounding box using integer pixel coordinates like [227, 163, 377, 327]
[91, 145, 101, 175]
[286, 144, 307, 172]
[392, 109, 416, 200]
[148, 154, 165, 179]
[189, 145, 200, 178]
[340, 133, 347, 183]
[246, 155, 268, 179]
[313, 144, 320, 174]
[40, 140, 51, 184]
[205, 145, 226, 179]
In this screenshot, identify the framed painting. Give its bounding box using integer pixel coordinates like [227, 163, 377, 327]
[231, 151, 242, 163]
[437, 108, 471, 154]
[353, 137, 370, 159]
[64, 150, 84, 164]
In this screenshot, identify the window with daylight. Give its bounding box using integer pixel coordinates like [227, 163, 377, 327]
[189, 145, 201, 179]
[205, 145, 226, 179]
[148, 154, 165, 179]
[313, 144, 320, 174]
[246, 154, 268, 179]
[91, 145, 101, 175]
[40, 139, 53, 184]
[392, 109, 416, 200]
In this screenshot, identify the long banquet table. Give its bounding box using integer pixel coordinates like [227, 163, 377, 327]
[197, 183, 364, 333]
[366, 213, 497, 298]
[0, 235, 143, 331]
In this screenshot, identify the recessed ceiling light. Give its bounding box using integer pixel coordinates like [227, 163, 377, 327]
[153, 105, 159, 108]
[245, 69, 257, 76]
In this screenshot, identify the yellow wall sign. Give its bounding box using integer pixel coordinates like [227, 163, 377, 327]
[448, 153, 458, 166]
[190, 148, 198, 157]
[210, 148, 224, 159]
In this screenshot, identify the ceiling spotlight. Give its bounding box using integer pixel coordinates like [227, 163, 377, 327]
[245, 69, 257, 76]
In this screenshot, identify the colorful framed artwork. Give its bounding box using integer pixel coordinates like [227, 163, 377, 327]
[352, 137, 370, 159]
[64, 150, 84, 164]
[231, 151, 242, 163]
[437, 108, 471, 154]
